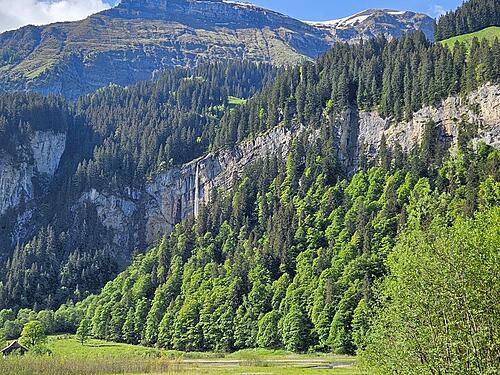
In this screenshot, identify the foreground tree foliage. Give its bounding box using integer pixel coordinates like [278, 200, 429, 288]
[361, 208, 500, 374]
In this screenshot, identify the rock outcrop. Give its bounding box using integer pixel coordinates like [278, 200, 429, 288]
[0, 157, 33, 217]
[0, 131, 66, 216]
[29, 131, 66, 177]
[75, 85, 500, 255]
[356, 84, 500, 165]
[77, 125, 298, 251]
[306, 9, 435, 43]
[145, 125, 295, 242]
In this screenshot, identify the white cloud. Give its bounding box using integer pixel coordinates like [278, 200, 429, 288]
[0, 0, 112, 33]
[428, 4, 447, 19]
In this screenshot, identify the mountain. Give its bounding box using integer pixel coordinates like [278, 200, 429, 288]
[305, 9, 435, 43]
[0, 0, 434, 99]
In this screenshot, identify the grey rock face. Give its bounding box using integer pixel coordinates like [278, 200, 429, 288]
[0, 157, 34, 216]
[73, 125, 299, 254]
[69, 85, 500, 258]
[357, 84, 500, 166]
[145, 125, 295, 242]
[0, 131, 66, 216]
[29, 131, 66, 177]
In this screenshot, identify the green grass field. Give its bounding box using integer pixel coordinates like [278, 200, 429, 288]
[228, 96, 247, 106]
[0, 336, 366, 375]
[440, 26, 500, 49]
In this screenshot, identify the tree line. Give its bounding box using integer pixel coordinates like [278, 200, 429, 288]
[434, 0, 500, 41]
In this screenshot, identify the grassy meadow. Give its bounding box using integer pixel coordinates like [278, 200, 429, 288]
[0, 335, 366, 375]
[440, 26, 500, 49]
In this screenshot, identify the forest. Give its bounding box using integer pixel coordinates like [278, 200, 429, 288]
[1, 30, 499, 312]
[434, 0, 500, 40]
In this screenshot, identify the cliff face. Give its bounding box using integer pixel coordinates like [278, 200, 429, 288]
[74, 85, 500, 257]
[0, 131, 66, 216]
[357, 84, 500, 165]
[76, 126, 298, 254]
[145, 125, 296, 242]
[1, 85, 498, 264]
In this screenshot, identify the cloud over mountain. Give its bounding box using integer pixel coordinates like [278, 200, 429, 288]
[0, 0, 110, 33]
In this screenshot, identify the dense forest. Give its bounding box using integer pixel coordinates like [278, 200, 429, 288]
[0, 0, 498, 372]
[434, 0, 500, 40]
[0, 62, 278, 309]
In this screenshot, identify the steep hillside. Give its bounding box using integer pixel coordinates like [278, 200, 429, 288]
[440, 26, 500, 49]
[0, 0, 328, 99]
[0, 0, 434, 99]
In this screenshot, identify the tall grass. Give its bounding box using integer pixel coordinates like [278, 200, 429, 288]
[0, 357, 179, 375]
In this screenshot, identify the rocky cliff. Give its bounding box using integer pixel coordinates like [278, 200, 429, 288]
[76, 125, 298, 253]
[306, 9, 435, 43]
[73, 85, 500, 256]
[357, 84, 500, 164]
[0, 131, 66, 217]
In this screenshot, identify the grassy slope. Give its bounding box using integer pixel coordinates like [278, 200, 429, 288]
[0, 335, 366, 375]
[228, 96, 247, 106]
[440, 26, 500, 49]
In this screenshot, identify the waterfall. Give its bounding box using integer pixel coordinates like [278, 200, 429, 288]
[194, 162, 200, 218]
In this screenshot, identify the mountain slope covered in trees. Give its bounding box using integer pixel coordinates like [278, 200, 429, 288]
[1, 28, 498, 311]
[0, 62, 278, 309]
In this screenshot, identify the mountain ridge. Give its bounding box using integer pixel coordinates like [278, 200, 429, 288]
[0, 1, 434, 99]
[305, 8, 435, 42]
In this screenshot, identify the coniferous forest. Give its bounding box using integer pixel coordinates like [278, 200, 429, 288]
[0, 0, 498, 373]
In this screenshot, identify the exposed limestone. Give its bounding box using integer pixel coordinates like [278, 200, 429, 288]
[145, 125, 297, 243]
[29, 131, 67, 176]
[0, 157, 33, 216]
[357, 84, 500, 165]
[78, 189, 138, 250]
[71, 85, 500, 255]
[0, 131, 66, 216]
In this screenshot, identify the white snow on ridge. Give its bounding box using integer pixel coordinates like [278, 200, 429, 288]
[222, 0, 259, 10]
[305, 9, 409, 29]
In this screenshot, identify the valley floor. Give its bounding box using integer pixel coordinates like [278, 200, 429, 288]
[0, 336, 366, 375]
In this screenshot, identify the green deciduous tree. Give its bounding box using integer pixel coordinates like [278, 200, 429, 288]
[19, 320, 47, 348]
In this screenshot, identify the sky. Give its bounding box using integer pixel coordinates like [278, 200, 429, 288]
[0, 0, 464, 34]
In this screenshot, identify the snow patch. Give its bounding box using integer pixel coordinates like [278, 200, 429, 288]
[222, 0, 258, 10]
[305, 9, 408, 29]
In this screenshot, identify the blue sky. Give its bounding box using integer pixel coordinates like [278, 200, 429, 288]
[105, 0, 463, 20]
[238, 0, 464, 20]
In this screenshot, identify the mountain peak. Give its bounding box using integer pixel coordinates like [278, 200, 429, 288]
[305, 8, 434, 42]
[118, 0, 223, 8]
